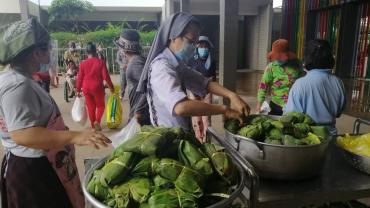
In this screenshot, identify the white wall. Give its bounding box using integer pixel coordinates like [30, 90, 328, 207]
[246, 3, 273, 71]
[0, 0, 21, 13]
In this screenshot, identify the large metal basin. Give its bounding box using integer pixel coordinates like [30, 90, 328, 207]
[83, 149, 247, 208]
[225, 130, 330, 180]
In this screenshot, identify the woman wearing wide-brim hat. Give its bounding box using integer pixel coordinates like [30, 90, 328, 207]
[0, 18, 111, 208]
[114, 29, 151, 125]
[256, 39, 305, 115]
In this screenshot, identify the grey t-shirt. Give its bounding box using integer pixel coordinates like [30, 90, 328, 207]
[0, 68, 55, 158]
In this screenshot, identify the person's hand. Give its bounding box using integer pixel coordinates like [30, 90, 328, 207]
[224, 107, 244, 124]
[72, 130, 111, 149]
[76, 92, 82, 97]
[192, 116, 205, 142]
[229, 93, 250, 116]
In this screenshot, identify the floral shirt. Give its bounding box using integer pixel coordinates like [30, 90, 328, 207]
[257, 61, 304, 107]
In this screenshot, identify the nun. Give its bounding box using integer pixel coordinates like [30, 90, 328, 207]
[137, 12, 250, 132]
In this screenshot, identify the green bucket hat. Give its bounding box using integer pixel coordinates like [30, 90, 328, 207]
[0, 18, 50, 64]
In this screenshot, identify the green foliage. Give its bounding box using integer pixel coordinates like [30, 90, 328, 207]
[50, 23, 156, 48]
[48, 0, 94, 33]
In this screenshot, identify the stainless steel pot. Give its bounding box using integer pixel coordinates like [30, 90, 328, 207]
[225, 130, 330, 180]
[335, 137, 370, 175]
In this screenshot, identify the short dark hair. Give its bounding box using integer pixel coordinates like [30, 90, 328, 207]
[304, 39, 335, 70]
[86, 42, 96, 55]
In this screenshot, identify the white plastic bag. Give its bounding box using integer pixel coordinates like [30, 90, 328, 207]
[260, 101, 271, 115]
[111, 119, 141, 148]
[71, 97, 87, 126]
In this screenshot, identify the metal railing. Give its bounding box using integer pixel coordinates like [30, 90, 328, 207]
[56, 46, 151, 74]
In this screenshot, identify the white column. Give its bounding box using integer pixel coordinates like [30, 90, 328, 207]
[219, 0, 239, 98]
[180, 0, 190, 13]
[19, 0, 29, 20]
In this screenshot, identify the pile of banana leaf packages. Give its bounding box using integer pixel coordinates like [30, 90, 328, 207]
[87, 126, 240, 208]
[225, 112, 330, 146]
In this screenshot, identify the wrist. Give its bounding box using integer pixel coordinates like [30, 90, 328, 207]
[220, 105, 228, 113]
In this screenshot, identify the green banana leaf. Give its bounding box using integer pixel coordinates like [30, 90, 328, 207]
[139, 203, 150, 208]
[148, 189, 198, 208]
[178, 140, 213, 176]
[100, 152, 140, 186]
[155, 158, 184, 181]
[174, 166, 205, 198]
[132, 157, 160, 177]
[155, 158, 205, 198]
[119, 128, 177, 156]
[202, 143, 235, 180]
[87, 169, 110, 201]
[148, 189, 179, 208]
[105, 182, 132, 208]
[127, 177, 153, 203]
[153, 175, 173, 189]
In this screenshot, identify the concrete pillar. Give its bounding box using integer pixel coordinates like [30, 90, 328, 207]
[219, 0, 238, 102]
[19, 0, 29, 20]
[180, 0, 190, 13]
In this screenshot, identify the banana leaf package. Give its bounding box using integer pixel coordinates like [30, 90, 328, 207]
[118, 128, 177, 156]
[178, 140, 213, 176]
[105, 183, 131, 208]
[105, 177, 153, 208]
[148, 189, 198, 208]
[155, 158, 205, 198]
[132, 157, 160, 177]
[202, 143, 236, 181]
[100, 152, 140, 186]
[153, 175, 173, 189]
[87, 169, 110, 200]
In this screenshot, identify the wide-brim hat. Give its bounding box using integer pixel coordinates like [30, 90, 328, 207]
[197, 35, 214, 48]
[267, 39, 296, 62]
[0, 18, 50, 64]
[113, 32, 142, 53]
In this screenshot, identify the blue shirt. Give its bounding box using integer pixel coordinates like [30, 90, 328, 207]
[284, 69, 346, 135]
[147, 48, 209, 131]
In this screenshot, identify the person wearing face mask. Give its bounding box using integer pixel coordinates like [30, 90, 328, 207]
[256, 39, 304, 116]
[64, 41, 81, 67]
[0, 19, 111, 208]
[187, 36, 216, 141]
[136, 12, 250, 132]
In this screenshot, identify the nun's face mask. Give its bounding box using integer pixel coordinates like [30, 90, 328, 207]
[174, 26, 200, 62]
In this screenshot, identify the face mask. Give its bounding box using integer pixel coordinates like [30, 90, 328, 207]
[198, 48, 209, 58]
[174, 41, 196, 62]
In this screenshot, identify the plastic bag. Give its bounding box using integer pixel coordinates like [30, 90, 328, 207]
[111, 119, 141, 148]
[71, 97, 87, 126]
[106, 92, 122, 129]
[260, 101, 271, 115]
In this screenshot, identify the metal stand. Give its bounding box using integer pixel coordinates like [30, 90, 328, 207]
[206, 128, 260, 208]
[353, 118, 370, 134]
